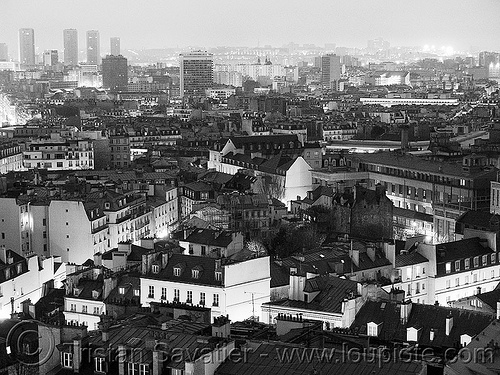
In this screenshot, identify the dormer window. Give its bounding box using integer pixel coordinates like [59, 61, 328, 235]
[118, 287, 125, 295]
[492, 253, 496, 264]
[133, 289, 140, 297]
[192, 269, 199, 279]
[455, 260, 460, 272]
[474, 256, 479, 267]
[465, 258, 470, 269]
[482, 255, 488, 266]
[215, 271, 222, 281]
[367, 322, 381, 337]
[152, 264, 160, 274]
[104, 202, 110, 209]
[92, 290, 100, 299]
[73, 288, 81, 297]
[173, 267, 181, 277]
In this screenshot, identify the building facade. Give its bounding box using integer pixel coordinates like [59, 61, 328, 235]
[179, 51, 213, 98]
[63, 29, 78, 66]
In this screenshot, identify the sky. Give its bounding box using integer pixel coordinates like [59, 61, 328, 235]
[1, 0, 500, 57]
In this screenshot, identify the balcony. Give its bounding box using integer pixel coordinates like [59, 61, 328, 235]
[92, 223, 109, 234]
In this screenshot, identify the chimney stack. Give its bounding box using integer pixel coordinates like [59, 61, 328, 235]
[445, 313, 453, 336]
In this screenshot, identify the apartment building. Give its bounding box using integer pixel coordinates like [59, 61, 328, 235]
[0, 140, 24, 174]
[140, 253, 270, 321]
[23, 138, 94, 170]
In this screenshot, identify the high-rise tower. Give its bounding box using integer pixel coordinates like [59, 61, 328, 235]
[63, 29, 78, 66]
[19, 28, 35, 65]
[110, 37, 120, 56]
[86, 30, 100, 65]
[179, 51, 213, 98]
[102, 55, 128, 91]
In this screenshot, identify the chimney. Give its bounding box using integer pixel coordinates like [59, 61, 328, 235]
[430, 328, 435, 341]
[140, 238, 154, 250]
[400, 300, 412, 324]
[445, 313, 453, 336]
[73, 338, 82, 371]
[367, 246, 376, 262]
[0, 245, 7, 263]
[349, 247, 359, 268]
[117, 241, 132, 254]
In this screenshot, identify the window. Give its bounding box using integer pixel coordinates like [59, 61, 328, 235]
[119, 287, 125, 295]
[455, 278, 459, 287]
[95, 357, 105, 373]
[215, 271, 222, 281]
[473, 273, 478, 283]
[187, 291, 192, 303]
[446, 280, 450, 289]
[93, 307, 100, 315]
[200, 292, 205, 305]
[70, 303, 76, 312]
[43, 231, 47, 238]
[455, 260, 460, 272]
[128, 363, 150, 375]
[148, 286, 154, 298]
[492, 253, 496, 264]
[465, 275, 469, 284]
[152, 264, 160, 274]
[192, 269, 199, 279]
[42, 218, 46, 226]
[174, 289, 180, 301]
[201, 245, 206, 256]
[82, 305, 87, 313]
[1, 233, 4, 240]
[188, 244, 194, 254]
[173, 267, 181, 276]
[62, 352, 73, 368]
[161, 287, 167, 300]
[465, 259, 470, 269]
[367, 323, 378, 337]
[492, 270, 495, 279]
[213, 293, 219, 307]
[134, 289, 140, 297]
[482, 255, 488, 266]
[474, 257, 479, 267]
[445, 263, 451, 274]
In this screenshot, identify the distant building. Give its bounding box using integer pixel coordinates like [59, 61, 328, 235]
[43, 49, 58, 66]
[63, 29, 78, 66]
[321, 54, 342, 89]
[110, 37, 120, 56]
[0, 43, 8, 62]
[179, 51, 213, 98]
[86, 30, 100, 65]
[102, 55, 128, 91]
[19, 28, 35, 66]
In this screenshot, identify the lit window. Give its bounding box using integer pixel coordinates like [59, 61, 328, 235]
[62, 352, 73, 368]
[455, 260, 460, 272]
[465, 259, 470, 269]
[192, 269, 199, 279]
[445, 263, 451, 274]
[95, 357, 105, 373]
[119, 287, 125, 295]
[173, 267, 181, 276]
[215, 271, 222, 281]
[152, 264, 160, 274]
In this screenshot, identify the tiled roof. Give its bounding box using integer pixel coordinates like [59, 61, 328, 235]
[395, 251, 429, 267]
[216, 342, 423, 375]
[67, 278, 104, 301]
[183, 228, 235, 248]
[456, 210, 500, 230]
[143, 254, 223, 287]
[350, 300, 494, 348]
[104, 275, 141, 306]
[436, 237, 493, 263]
[265, 276, 359, 315]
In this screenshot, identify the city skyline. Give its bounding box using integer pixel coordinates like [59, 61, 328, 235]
[1, 0, 500, 58]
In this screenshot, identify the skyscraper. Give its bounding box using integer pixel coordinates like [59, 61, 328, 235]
[321, 54, 342, 89]
[179, 51, 213, 98]
[0, 43, 8, 62]
[19, 28, 35, 66]
[63, 29, 78, 66]
[110, 37, 120, 56]
[102, 55, 128, 91]
[86, 30, 100, 65]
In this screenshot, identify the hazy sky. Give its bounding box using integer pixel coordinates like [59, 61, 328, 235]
[1, 0, 500, 56]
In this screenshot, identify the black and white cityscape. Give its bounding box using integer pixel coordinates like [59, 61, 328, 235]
[0, 0, 500, 374]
